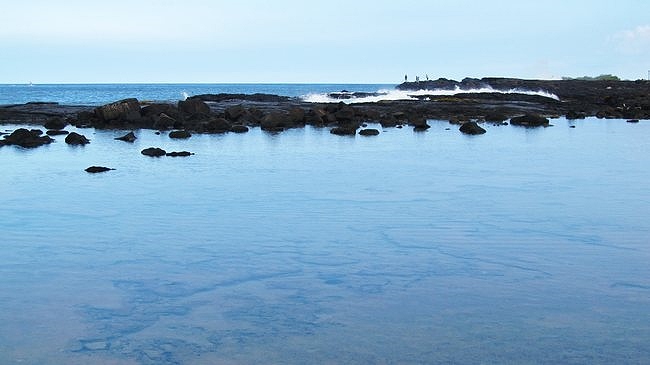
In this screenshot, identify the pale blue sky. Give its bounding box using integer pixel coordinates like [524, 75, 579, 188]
[1, 0, 649, 83]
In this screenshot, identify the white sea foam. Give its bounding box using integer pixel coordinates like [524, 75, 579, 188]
[302, 86, 559, 104]
[181, 91, 190, 100]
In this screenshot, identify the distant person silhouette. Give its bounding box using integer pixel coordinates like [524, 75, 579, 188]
[405, 74, 408, 82]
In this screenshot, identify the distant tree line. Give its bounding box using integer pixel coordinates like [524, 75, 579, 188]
[562, 74, 621, 81]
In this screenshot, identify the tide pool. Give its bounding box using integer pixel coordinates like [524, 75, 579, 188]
[1, 119, 649, 364]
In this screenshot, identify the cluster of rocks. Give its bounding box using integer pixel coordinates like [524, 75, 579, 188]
[141, 147, 194, 157]
[2, 95, 414, 147]
[399, 77, 650, 120]
[2, 77, 648, 149]
[60, 95, 434, 136]
[0, 128, 54, 148]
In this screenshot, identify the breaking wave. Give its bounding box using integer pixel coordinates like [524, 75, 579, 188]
[302, 86, 559, 104]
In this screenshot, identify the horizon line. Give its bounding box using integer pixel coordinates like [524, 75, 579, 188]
[0, 81, 402, 85]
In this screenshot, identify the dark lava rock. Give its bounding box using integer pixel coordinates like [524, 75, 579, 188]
[225, 105, 247, 121]
[330, 126, 357, 136]
[178, 98, 210, 115]
[203, 118, 231, 133]
[230, 125, 249, 133]
[261, 112, 290, 132]
[191, 93, 291, 103]
[95, 98, 141, 122]
[410, 117, 431, 131]
[392, 111, 408, 120]
[169, 130, 192, 139]
[0, 128, 54, 148]
[288, 107, 306, 125]
[85, 166, 114, 173]
[44, 117, 67, 130]
[115, 131, 137, 142]
[328, 91, 386, 100]
[510, 114, 549, 127]
[153, 113, 177, 130]
[566, 110, 587, 120]
[484, 111, 509, 122]
[141, 103, 178, 118]
[46, 130, 70, 136]
[459, 121, 487, 135]
[359, 128, 380, 136]
[334, 106, 356, 122]
[627, 119, 640, 123]
[166, 151, 193, 157]
[141, 147, 167, 157]
[65, 132, 90, 145]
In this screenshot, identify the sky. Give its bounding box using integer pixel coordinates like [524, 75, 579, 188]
[1, 0, 649, 83]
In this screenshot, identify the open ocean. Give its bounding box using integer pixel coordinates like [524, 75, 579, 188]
[0, 83, 397, 106]
[1, 84, 649, 364]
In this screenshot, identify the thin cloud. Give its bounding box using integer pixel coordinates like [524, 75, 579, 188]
[611, 25, 650, 54]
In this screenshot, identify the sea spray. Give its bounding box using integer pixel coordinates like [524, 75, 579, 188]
[302, 87, 559, 104]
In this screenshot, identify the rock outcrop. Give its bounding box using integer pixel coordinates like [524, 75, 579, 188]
[459, 121, 487, 135]
[0, 128, 54, 148]
[95, 98, 141, 122]
[141, 147, 167, 157]
[359, 128, 380, 136]
[65, 132, 90, 145]
[85, 166, 114, 173]
[169, 130, 192, 139]
[509, 114, 550, 127]
[115, 131, 137, 142]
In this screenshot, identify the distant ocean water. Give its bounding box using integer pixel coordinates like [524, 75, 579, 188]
[0, 83, 396, 106]
[0, 83, 560, 106]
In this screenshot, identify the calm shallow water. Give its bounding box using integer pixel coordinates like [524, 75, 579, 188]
[1, 119, 649, 364]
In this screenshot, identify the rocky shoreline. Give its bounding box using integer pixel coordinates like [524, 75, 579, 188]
[1, 77, 648, 149]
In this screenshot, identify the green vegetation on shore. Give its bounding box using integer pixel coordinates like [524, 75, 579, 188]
[562, 74, 621, 81]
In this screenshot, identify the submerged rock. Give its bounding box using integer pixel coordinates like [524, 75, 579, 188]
[46, 130, 69, 136]
[166, 151, 194, 157]
[459, 121, 487, 135]
[65, 132, 90, 145]
[0, 128, 54, 148]
[115, 131, 137, 142]
[626, 119, 640, 123]
[85, 166, 114, 173]
[141, 147, 167, 157]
